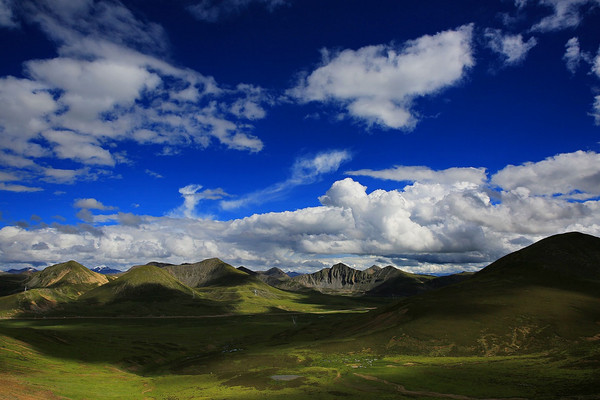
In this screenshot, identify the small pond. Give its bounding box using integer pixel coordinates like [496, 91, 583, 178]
[270, 375, 303, 381]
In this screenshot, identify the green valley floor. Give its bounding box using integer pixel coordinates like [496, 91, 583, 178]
[1, 314, 598, 400]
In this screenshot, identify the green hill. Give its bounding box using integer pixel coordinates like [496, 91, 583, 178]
[162, 258, 250, 287]
[81, 265, 194, 302]
[312, 232, 600, 356]
[0, 261, 109, 317]
[78, 265, 228, 316]
[27, 260, 108, 293]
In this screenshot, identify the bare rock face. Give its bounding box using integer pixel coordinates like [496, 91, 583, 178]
[279, 263, 430, 296]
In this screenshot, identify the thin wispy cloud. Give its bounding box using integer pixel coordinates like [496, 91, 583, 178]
[220, 150, 352, 210]
[485, 29, 537, 66]
[187, 0, 288, 22]
[530, 0, 600, 32]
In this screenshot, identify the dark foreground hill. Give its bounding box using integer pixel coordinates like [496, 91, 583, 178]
[318, 232, 600, 356]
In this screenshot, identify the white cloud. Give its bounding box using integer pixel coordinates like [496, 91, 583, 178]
[594, 49, 600, 78]
[0, 77, 57, 155]
[564, 37, 584, 73]
[220, 150, 352, 210]
[187, 0, 288, 22]
[530, 0, 600, 32]
[172, 184, 231, 218]
[485, 29, 538, 65]
[26, 57, 161, 127]
[0, 0, 271, 189]
[289, 25, 474, 130]
[515, 0, 529, 8]
[24, 0, 168, 55]
[0, 0, 17, 28]
[74, 198, 115, 210]
[592, 95, 600, 125]
[42, 130, 115, 166]
[0, 171, 18, 182]
[491, 150, 600, 199]
[145, 169, 163, 179]
[43, 167, 91, 184]
[0, 183, 43, 192]
[347, 166, 487, 186]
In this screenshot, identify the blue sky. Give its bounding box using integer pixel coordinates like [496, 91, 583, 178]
[1, 0, 600, 273]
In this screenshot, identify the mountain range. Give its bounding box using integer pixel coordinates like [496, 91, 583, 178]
[247, 263, 473, 297]
[1, 231, 599, 356]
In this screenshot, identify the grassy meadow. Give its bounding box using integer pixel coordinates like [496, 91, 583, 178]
[1, 235, 599, 399]
[1, 311, 598, 400]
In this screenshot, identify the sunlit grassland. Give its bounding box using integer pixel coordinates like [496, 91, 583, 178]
[1, 315, 598, 400]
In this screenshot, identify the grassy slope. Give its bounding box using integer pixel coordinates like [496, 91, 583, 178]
[323, 232, 600, 356]
[0, 261, 110, 317]
[194, 274, 378, 314]
[75, 265, 230, 316]
[26, 260, 109, 290]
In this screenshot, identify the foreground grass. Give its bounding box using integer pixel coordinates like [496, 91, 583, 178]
[1, 315, 598, 400]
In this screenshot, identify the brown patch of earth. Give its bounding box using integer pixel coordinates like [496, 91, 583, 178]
[0, 375, 64, 400]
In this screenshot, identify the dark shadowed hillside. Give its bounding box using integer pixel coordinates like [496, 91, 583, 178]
[0, 261, 109, 317]
[304, 232, 600, 356]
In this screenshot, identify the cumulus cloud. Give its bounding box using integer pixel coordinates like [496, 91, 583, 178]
[187, 0, 288, 22]
[530, 0, 600, 32]
[491, 150, 600, 199]
[289, 25, 474, 130]
[220, 150, 352, 210]
[4, 150, 599, 274]
[0, 0, 271, 190]
[485, 29, 538, 65]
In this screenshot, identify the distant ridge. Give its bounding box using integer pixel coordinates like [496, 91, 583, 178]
[91, 266, 123, 275]
[4, 267, 38, 274]
[253, 267, 291, 287]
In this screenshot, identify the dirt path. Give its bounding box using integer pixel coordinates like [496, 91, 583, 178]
[353, 373, 528, 400]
